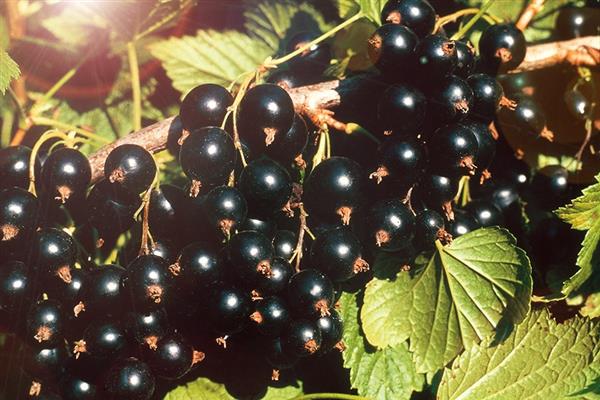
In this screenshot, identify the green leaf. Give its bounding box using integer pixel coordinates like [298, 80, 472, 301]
[339, 292, 424, 400]
[438, 308, 600, 400]
[163, 377, 234, 400]
[261, 383, 304, 399]
[150, 30, 273, 95]
[244, 0, 332, 52]
[336, 0, 385, 24]
[0, 51, 20, 95]
[361, 227, 532, 374]
[135, 0, 194, 40]
[556, 173, 600, 296]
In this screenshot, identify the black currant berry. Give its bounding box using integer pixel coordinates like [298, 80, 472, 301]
[427, 75, 474, 124]
[281, 319, 322, 357]
[34, 228, 77, 283]
[170, 241, 222, 290]
[250, 296, 290, 337]
[467, 73, 506, 123]
[447, 209, 480, 237]
[74, 319, 127, 360]
[556, 6, 600, 40]
[239, 158, 292, 219]
[368, 24, 418, 77]
[370, 138, 426, 186]
[0, 187, 39, 243]
[366, 198, 415, 249]
[227, 230, 274, 283]
[41, 148, 91, 204]
[267, 69, 305, 89]
[144, 333, 204, 380]
[380, 0, 436, 38]
[202, 185, 247, 237]
[427, 123, 478, 176]
[265, 113, 309, 165]
[206, 284, 252, 336]
[0, 260, 32, 313]
[414, 174, 458, 220]
[265, 337, 298, 372]
[531, 165, 569, 211]
[76, 264, 126, 318]
[24, 343, 69, 383]
[26, 299, 65, 347]
[490, 183, 520, 210]
[273, 230, 297, 260]
[478, 23, 526, 73]
[238, 84, 295, 152]
[286, 31, 331, 76]
[255, 257, 294, 296]
[286, 269, 334, 317]
[316, 308, 344, 352]
[179, 84, 233, 131]
[460, 120, 496, 178]
[104, 144, 156, 194]
[465, 199, 504, 227]
[310, 227, 369, 282]
[0, 145, 40, 190]
[454, 41, 476, 78]
[125, 308, 170, 349]
[413, 209, 449, 249]
[60, 374, 98, 400]
[415, 34, 457, 80]
[149, 184, 188, 240]
[104, 358, 155, 400]
[564, 88, 593, 120]
[378, 84, 427, 136]
[124, 255, 173, 310]
[46, 267, 87, 310]
[498, 95, 553, 140]
[304, 157, 365, 225]
[179, 127, 235, 196]
[239, 217, 277, 239]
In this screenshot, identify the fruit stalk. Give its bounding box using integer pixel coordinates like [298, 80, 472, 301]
[515, 0, 546, 31]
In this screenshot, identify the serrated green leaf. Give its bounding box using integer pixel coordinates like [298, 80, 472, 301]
[337, 0, 361, 19]
[261, 382, 304, 399]
[556, 173, 600, 296]
[339, 292, 424, 400]
[336, 0, 384, 24]
[244, 0, 332, 52]
[150, 30, 273, 95]
[0, 51, 20, 95]
[362, 228, 532, 374]
[438, 308, 600, 400]
[163, 377, 234, 400]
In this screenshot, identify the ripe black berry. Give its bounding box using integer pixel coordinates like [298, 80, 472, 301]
[74, 319, 127, 360]
[76, 264, 126, 318]
[179, 127, 236, 196]
[34, 228, 77, 283]
[478, 23, 527, 73]
[144, 333, 204, 380]
[286, 31, 331, 76]
[454, 41, 476, 78]
[0, 260, 32, 313]
[41, 148, 91, 204]
[46, 268, 87, 310]
[0, 145, 40, 190]
[238, 84, 295, 151]
[427, 123, 478, 176]
[149, 184, 188, 240]
[316, 308, 344, 352]
[104, 358, 155, 400]
[281, 319, 322, 357]
[531, 165, 569, 211]
[467, 73, 505, 123]
[265, 337, 298, 372]
[250, 296, 290, 336]
[206, 284, 252, 336]
[380, 0, 436, 38]
[265, 113, 309, 165]
[556, 6, 600, 39]
[371, 138, 426, 186]
[564, 88, 593, 120]
[125, 308, 171, 349]
[239, 158, 292, 219]
[60, 374, 98, 400]
[202, 185, 247, 237]
[415, 34, 457, 80]
[273, 230, 297, 260]
[378, 84, 427, 136]
[413, 209, 448, 249]
[368, 24, 418, 77]
[304, 157, 365, 225]
[447, 209, 480, 237]
[104, 144, 156, 194]
[286, 269, 334, 317]
[366, 198, 415, 249]
[0, 187, 39, 243]
[24, 343, 69, 383]
[498, 95, 553, 140]
[465, 199, 504, 227]
[310, 227, 368, 282]
[255, 257, 293, 296]
[427, 75, 474, 124]
[460, 120, 496, 177]
[124, 255, 173, 310]
[179, 84, 233, 131]
[171, 241, 222, 290]
[414, 174, 458, 220]
[239, 217, 277, 239]
[26, 299, 65, 347]
[267, 69, 305, 89]
[227, 230, 274, 283]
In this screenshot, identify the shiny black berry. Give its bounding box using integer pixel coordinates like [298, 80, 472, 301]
[0, 187, 39, 243]
[104, 358, 155, 400]
[34, 228, 77, 283]
[478, 23, 526, 73]
[556, 6, 600, 39]
[239, 158, 292, 219]
[368, 24, 418, 77]
[415, 34, 457, 80]
[281, 319, 322, 357]
[465, 199, 504, 227]
[380, 0, 436, 38]
[378, 84, 427, 136]
[77, 264, 126, 318]
[206, 284, 252, 336]
[531, 165, 569, 211]
[74, 319, 127, 360]
[124, 255, 173, 310]
[304, 157, 365, 225]
[564, 88, 593, 120]
[467, 73, 505, 123]
[310, 227, 368, 282]
[23, 343, 69, 383]
[273, 230, 297, 260]
[427, 123, 478, 176]
[26, 299, 65, 347]
[371, 138, 426, 186]
[239, 217, 277, 239]
[171, 241, 222, 290]
[0, 260, 32, 313]
[427, 75, 474, 124]
[179, 84, 233, 131]
[454, 41, 476, 78]
[60, 374, 98, 400]
[0, 145, 40, 190]
[498, 95, 552, 139]
[125, 308, 170, 349]
[238, 84, 295, 152]
[265, 113, 309, 165]
[202, 185, 247, 237]
[460, 120, 496, 175]
[366, 198, 415, 249]
[179, 127, 236, 196]
[265, 336, 298, 371]
[286, 269, 334, 317]
[414, 174, 458, 220]
[447, 209, 480, 237]
[250, 296, 290, 336]
[286, 31, 331, 76]
[41, 148, 91, 204]
[104, 144, 156, 194]
[316, 308, 344, 352]
[144, 333, 203, 380]
[148, 184, 188, 240]
[227, 230, 274, 283]
[46, 267, 87, 310]
[267, 69, 305, 89]
[255, 257, 294, 296]
[413, 209, 447, 249]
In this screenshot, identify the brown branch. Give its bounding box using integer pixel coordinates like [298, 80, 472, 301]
[515, 0, 546, 31]
[86, 37, 600, 182]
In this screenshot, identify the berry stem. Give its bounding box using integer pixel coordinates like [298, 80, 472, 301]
[29, 117, 111, 144]
[127, 41, 142, 131]
[515, 0, 546, 31]
[450, 0, 497, 41]
[435, 8, 500, 33]
[27, 130, 70, 195]
[291, 394, 369, 400]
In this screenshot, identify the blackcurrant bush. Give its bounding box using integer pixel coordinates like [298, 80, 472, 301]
[238, 84, 295, 152]
[124, 255, 173, 310]
[239, 158, 292, 219]
[0, 260, 32, 313]
[273, 230, 297, 260]
[286, 31, 331, 76]
[377, 84, 427, 136]
[497, 95, 553, 140]
[310, 227, 368, 282]
[265, 113, 309, 165]
[60, 374, 98, 400]
[556, 6, 600, 39]
[478, 23, 526, 73]
[531, 165, 569, 211]
[104, 358, 155, 400]
[380, 0, 436, 38]
[447, 209, 480, 238]
[465, 199, 504, 227]
[202, 185, 247, 237]
[368, 24, 418, 77]
[370, 138, 426, 186]
[304, 157, 365, 225]
[41, 148, 91, 204]
[460, 120, 496, 177]
[250, 296, 290, 337]
[427, 75, 474, 124]
[0, 187, 39, 243]
[467, 73, 505, 123]
[179, 127, 235, 196]
[415, 34, 457, 80]
[281, 319, 322, 357]
[76, 264, 126, 318]
[26, 299, 65, 347]
[104, 144, 156, 194]
[125, 308, 171, 349]
[34, 228, 77, 283]
[316, 308, 344, 352]
[286, 269, 335, 317]
[206, 284, 252, 336]
[144, 333, 203, 380]
[366, 198, 415, 249]
[414, 174, 458, 220]
[74, 319, 127, 360]
[227, 230, 274, 283]
[171, 241, 222, 290]
[427, 123, 478, 176]
[454, 41, 476, 78]
[179, 84, 233, 131]
[148, 184, 188, 240]
[0, 145, 40, 190]
[255, 257, 294, 296]
[413, 209, 448, 249]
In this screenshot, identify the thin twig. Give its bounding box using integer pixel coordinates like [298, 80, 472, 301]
[516, 0, 546, 31]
